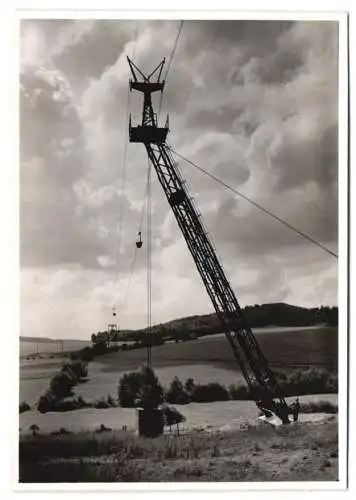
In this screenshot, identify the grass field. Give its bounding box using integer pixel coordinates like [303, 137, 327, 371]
[19, 326, 338, 406]
[18, 326, 339, 483]
[95, 326, 338, 373]
[19, 394, 338, 435]
[19, 416, 338, 482]
[20, 339, 90, 358]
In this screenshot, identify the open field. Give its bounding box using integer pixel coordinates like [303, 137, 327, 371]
[74, 363, 248, 403]
[20, 339, 90, 358]
[19, 325, 339, 483]
[19, 326, 337, 406]
[19, 417, 338, 482]
[19, 394, 338, 436]
[96, 326, 338, 373]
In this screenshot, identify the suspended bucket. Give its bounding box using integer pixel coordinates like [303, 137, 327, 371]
[136, 231, 143, 249]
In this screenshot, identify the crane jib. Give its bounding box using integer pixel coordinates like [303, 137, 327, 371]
[126, 56, 290, 424]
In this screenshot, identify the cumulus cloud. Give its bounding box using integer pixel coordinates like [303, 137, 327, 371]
[20, 19, 339, 338]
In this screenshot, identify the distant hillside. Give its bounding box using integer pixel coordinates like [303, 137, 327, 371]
[20, 337, 84, 344]
[92, 303, 338, 344]
[20, 336, 57, 343]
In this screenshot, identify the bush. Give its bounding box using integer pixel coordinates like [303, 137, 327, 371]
[136, 341, 145, 350]
[53, 396, 89, 412]
[166, 377, 190, 404]
[229, 383, 251, 400]
[92, 342, 109, 355]
[78, 347, 95, 362]
[95, 424, 112, 433]
[37, 392, 58, 413]
[184, 377, 195, 395]
[191, 382, 230, 403]
[62, 360, 88, 380]
[300, 401, 338, 414]
[60, 363, 78, 383]
[37, 358, 91, 413]
[118, 367, 164, 409]
[51, 427, 73, 436]
[138, 367, 165, 409]
[106, 394, 117, 407]
[37, 393, 89, 413]
[29, 424, 40, 436]
[94, 398, 110, 409]
[162, 405, 186, 429]
[118, 371, 145, 407]
[19, 401, 31, 414]
[275, 368, 338, 397]
[50, 371, 76, 399]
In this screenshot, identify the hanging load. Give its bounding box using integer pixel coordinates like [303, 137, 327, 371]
[136, 231, 143, 248]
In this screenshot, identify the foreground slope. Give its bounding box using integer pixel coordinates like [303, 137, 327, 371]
[19, 417, 338, 482]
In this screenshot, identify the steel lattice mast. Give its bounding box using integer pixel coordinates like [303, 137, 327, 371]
[127, 57, 290, 423]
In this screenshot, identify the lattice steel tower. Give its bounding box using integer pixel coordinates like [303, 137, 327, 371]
[127, 57, 290, 423]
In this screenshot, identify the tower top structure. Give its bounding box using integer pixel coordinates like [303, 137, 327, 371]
[127, 57, 169, 144]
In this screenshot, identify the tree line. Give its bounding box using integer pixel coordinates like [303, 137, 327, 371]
[91, 302, 338, 347]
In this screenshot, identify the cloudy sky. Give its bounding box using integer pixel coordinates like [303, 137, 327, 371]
[20, 19, 339, 340]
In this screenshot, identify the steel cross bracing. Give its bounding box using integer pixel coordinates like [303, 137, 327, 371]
[127, 58, 290, 423]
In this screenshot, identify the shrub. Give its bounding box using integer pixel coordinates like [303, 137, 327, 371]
[131, 341, 142, 350]
[106, 394, 117, 407]
[138, 367, 165, 409]
[275, 368, 337, 397]
[92, 341, 109, 355]
[162, 405, 186, 429]
[166, 377, 190, 404]
[300, 401, 338, 414]
[184, 377, 195, 395]
[94, 398, 110, 409]
[62, 360, 88, 380]
[37, 358, 91, 413]
[78, 346, 94, 362]
[19, 401, 31, 414]
[29, 424, 40, 436]
[53, 396, 89, 412]
[60, 363, 78, 383]
[51, 427, 73, 436]
[229, 383, 251, 400]
[37, 392, 58, 413]
[37, 393, 89, 413]
[191, 382, 230, 403]
[95, 424, 112, 433]
[326, 373, 338, 393]
[118, 371, 145, 407]
[118, 367, 164, 409]
[49, 371, 76, 399]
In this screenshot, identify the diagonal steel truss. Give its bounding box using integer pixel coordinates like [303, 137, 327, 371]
[127, 57, 290, 423]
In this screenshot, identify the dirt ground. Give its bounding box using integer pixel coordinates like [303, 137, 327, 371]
[19, 417, 338, 482]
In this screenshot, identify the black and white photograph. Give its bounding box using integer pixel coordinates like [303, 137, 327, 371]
[16, 10, 348, 487]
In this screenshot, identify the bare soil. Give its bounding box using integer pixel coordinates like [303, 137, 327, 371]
[19, 417, 338, 482]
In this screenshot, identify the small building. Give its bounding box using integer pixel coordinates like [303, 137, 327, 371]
[136, 407, 164, 438]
